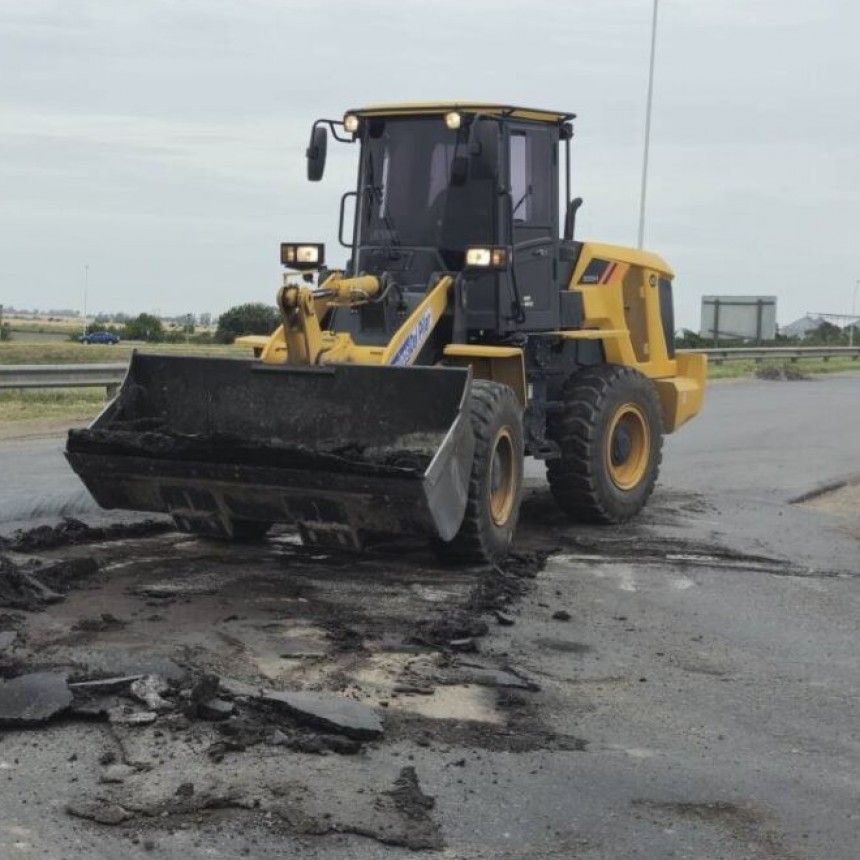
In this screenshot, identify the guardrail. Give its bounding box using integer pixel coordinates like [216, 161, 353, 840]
[0, 363, 127, 396]
[0, 347, 858, 394]
[684, 346, 860, 364]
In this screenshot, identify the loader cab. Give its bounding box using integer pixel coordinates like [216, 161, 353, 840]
[310, 104, 577, 341]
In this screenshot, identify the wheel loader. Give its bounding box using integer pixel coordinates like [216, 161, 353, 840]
[66, 102, 706, 563]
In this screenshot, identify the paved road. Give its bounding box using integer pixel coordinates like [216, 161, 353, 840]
[0, 435, 98, 525]
[4, 375, 860, 526]
[1, 375, 859, 859]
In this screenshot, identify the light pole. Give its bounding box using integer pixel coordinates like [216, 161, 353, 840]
[81, 265, 89, 340]
[637, 0, 660, 250]
[851, 279, 859, 348]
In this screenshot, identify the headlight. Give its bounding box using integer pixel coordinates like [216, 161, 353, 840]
[465, 247, 509, 270]
[343, 114, 360, 133]
[444, 111, 462, 130]
[281, 242, 325, 270]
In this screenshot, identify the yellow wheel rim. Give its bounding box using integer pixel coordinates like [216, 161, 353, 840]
[605, 403, 650, 490]
[489, 426, 517, 526]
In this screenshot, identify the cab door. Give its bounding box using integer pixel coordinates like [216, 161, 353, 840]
[508, 124, 558, 331]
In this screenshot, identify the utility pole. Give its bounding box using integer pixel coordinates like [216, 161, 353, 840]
[81, 265, 89, 340]
[637, 0, 660, 250]
[851, 279, 859, 348]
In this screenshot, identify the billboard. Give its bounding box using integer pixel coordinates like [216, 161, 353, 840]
[700, 295, 777, 342]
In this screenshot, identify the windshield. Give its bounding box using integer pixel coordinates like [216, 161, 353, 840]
[356, 117, 497, 263]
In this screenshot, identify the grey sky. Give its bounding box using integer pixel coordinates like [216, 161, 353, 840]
[0, 0, 857, 330]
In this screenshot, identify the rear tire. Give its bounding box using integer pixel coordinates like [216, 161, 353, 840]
[435, 380, 524, 564]
[546, 365, 662, 523]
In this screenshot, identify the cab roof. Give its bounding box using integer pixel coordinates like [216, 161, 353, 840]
[351, 102, 575, 124]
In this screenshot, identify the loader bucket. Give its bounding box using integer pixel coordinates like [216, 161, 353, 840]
[65, 354, 475, 548]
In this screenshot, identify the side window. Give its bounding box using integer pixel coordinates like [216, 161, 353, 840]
[379, 148, 390, 217]
[510, 133, 529, 221]
[509, 128, 552, 228]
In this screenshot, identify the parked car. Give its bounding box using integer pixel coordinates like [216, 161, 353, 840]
[81, 331, 120, 345]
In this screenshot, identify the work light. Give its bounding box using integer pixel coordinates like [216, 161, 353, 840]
[444, 111, 462, 130]
[465, 247, 508, 269]
[281, 243, 325, 270]
[343, 114, 360, 133]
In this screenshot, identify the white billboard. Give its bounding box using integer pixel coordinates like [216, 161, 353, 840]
[700, 295, 777, 342]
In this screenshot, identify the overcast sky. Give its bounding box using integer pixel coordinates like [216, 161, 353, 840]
[0, 0, 857, 329]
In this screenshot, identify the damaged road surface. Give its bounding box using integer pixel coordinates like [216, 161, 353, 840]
[1, 376, 860, 858]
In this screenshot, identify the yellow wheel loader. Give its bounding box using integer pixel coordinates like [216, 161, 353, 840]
[66, 103, 705, 563]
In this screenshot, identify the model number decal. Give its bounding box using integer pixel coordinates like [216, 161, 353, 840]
[390, 308, 433, 367]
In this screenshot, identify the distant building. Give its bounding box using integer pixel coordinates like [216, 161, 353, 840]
[781, 314, 822, 339]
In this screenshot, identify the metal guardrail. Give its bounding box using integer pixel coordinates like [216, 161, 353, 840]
[684, 346, 860, 364]
[0, 347, 858, 393]
[0, 363, 127, 396]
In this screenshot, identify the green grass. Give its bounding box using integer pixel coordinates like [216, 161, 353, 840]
[0, 340, 249, 365]
[706, 357, 860, 380]
[0, 388, 106, 423]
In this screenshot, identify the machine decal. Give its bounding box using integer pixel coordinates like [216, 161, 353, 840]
[390, 308, 433, 366]
[580, 259, 619, 285]
[599, 262, 618, 284]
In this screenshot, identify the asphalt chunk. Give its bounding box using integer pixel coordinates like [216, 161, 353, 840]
[66, 799, 133, 825]
[261, 689, 384, 740]
[0, 670, 72, 726]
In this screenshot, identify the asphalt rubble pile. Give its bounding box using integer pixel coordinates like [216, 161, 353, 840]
[0, 516, 170, 553]
[0, 552, 97, 612]
[0, 666, 444, 849]
[0, 667, 384, 753]
[754, 363, 810, 382]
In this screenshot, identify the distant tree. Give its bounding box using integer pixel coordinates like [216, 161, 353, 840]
[216, 304, 279, 343]
[199, 312, 212, 328]
[0, 323, 10, 342]
[122, 313, 165, 342]
[808, 320, 843, 345]
[674, 329, 706, 349]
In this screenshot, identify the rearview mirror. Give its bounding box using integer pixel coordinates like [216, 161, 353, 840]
[564, 197, 583, 241]
[306, 125, 328, 182]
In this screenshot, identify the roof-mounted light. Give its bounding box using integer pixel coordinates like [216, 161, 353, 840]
[444, 111, 462, 130]
[343, 114, 359, 133]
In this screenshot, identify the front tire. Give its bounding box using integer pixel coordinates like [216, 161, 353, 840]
[546, 365, 662, 523]
[436, 380, 524, 563]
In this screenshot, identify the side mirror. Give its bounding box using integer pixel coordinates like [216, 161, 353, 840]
[564, 197, 583, 241]
[306, 125, 328, 182]
[467, 118, 499, 181]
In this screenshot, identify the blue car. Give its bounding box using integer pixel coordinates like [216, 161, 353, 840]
[81, 331, 120, 345]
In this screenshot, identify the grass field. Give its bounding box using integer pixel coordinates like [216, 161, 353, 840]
[0, 340, 247, 365]
[706, 356, 860, 379]
[0, 347, 857, 427]
[0, 388, 106, 426]
[4, 317, 82, 336]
